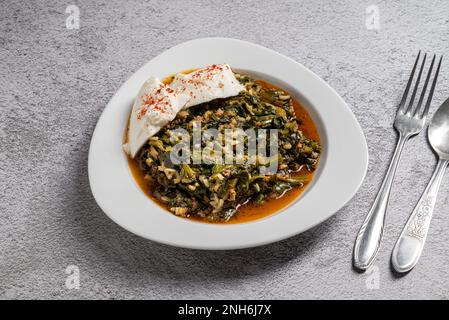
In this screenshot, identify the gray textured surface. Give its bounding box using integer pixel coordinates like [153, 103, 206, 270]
[1, 0, 449, 300]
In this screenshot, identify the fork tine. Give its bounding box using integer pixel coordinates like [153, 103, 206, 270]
[399, 51, 421, 112]
[421, 55, 443, 118]
[414, 54, 436, 117]
[405, 53, 427, 114]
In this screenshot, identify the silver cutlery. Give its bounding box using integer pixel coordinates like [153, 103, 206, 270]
[353, 52, 442, 271]
[392, 90, 447, 274]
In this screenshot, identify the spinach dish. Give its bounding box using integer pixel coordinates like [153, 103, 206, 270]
[130, 74, 321, 223]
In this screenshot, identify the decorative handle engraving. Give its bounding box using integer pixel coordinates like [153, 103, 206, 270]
[391, 158, 448, 273]
[406, 195, 434, 240]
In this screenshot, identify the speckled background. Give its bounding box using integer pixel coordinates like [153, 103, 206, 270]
[1, 0, 449, 300]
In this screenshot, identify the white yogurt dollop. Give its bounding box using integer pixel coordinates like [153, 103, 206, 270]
[124, 77, 188, 158]
[124, 64, 244, 158]
[171, 64, 245, 108]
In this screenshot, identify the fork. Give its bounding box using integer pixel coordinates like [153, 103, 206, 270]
[353, 52, 441, 271]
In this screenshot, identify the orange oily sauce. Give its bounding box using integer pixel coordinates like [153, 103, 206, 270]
[127, 76, 320, 224]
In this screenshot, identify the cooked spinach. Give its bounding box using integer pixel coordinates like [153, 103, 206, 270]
[137, 74, 321, 222]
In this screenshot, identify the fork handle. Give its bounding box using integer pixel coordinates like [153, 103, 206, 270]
[391, 158, 448, 273]
[353, 134, 409, 270]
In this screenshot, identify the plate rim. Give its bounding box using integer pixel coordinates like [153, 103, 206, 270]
[88, 37, 368, 250]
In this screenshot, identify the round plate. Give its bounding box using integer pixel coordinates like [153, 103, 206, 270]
[88, 38, 368, 250]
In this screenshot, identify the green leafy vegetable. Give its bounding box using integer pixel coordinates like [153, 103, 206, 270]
[136, 74, 321, 222]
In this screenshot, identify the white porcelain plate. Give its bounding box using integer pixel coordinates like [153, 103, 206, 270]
[88, 38, 368, 250]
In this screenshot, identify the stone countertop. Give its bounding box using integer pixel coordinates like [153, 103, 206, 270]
[1, 0, 449, 299]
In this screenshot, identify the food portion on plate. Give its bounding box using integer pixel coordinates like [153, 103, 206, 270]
[124, 64, 244, 157]
[124, 64, 321, 223]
